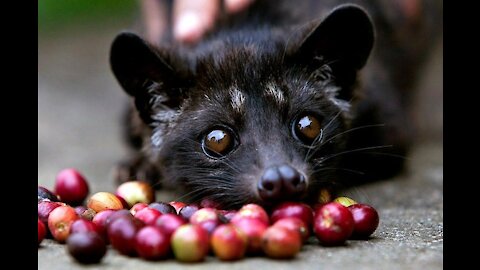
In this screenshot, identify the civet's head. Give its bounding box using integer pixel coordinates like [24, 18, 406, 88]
[110, 5, 374, 209]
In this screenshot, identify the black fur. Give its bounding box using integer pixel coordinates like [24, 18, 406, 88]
[110, 0, 442, 209]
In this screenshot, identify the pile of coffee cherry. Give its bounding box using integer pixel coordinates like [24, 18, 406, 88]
[38, 168, 379, 264]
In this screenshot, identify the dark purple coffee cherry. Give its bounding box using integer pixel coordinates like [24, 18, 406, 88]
[66, 232, 107, 264]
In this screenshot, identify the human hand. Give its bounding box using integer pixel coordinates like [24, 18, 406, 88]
[142, 0, 255, 45]
[173, 0, 255, 43]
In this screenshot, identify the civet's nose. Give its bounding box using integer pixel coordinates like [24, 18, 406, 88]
[258, 164, 306, 201]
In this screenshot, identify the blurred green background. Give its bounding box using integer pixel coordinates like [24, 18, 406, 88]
[38, 0, 137, 34]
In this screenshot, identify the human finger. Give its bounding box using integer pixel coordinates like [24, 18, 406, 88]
[173, 0, 221, 44]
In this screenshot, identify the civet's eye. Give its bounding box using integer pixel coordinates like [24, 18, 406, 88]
[202, 128, 235, 158]
[293, 114, 322, 145]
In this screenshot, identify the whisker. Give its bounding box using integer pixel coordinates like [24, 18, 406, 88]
[357, 151, 410, 160]
[310, 166, 366, 176]
[322, 110, 343, 132]
[172, 184, 236, 203]
[304, 109, 346, 162]
[321, 124, 386, 146]
[303, 128, 325, 163]
[305, 123, 389, 162]
[303, 106, 358, 162]
[172, 187, 211, 202]
[316, 145, 393, 164]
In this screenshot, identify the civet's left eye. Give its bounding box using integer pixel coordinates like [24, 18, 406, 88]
[292, 113, 323, 145]
[201, 127, 236, 158]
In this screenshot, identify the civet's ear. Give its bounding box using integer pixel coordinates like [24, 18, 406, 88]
[110, 32, 191, 123]
[289, 4, 374, 98]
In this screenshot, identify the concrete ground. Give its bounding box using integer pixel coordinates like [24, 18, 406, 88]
[38, 19, 443, 270]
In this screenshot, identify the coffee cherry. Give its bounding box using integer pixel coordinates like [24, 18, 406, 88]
[189, 208, 222, 234]
[48, 205, 79, 243]
[334, 196, 358, 207]
[38, 218, 46, 246]
[154, 213, 187, 239]
[231, 217, 267, 254]
[55, 168, 89, 206]
[149, 202, 176, 215]
[270, 202, 314, 228]
[107, 216, 144, 256]
[231, 204, 269, 225]
[211, 224, 247, 261]
[348, 203, 379, 239]
[171, 224, 209, 262]
[134, 207, 162, 226]
[78, 207, 96, 221]
[178, 204, 199, 221]
[105, 209, 134, 227]
[130, 203, 148, 216]
[91, 209, 115, 240]
[273, 217, 310, 243]
[38, 186, 59, 202]
[313, 202, 354, 246]
[134, 226, 170, 260]
[66, 232, 106, 264]
[87, 192, 124, 213]
[262, 226, 302, 259]
[70, 219, 102, 236]
[38, 201, 63, 228]
[115, 181, 155, 208]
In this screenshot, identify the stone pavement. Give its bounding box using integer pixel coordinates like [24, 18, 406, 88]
[38, 21, 443, 270]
